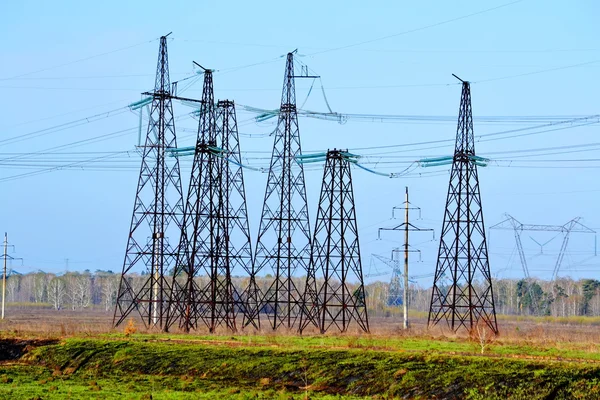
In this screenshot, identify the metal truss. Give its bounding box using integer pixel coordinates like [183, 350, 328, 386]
[166, 72, 254, 332]
[245, 51, 313, 330]
[489, 214, 596, 281]
[300, 150, 369, 334]
[428, 77, 498, 334]
[114, 34, 185, 329]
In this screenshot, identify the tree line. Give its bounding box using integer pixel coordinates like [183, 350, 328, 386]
[4, 270, 600, 318]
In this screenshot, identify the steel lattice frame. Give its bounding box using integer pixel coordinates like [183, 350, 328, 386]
[244, 52, 312, 330]
[489, 214, 596, 281]
[113, 35, 185, 329]
[166, 75, 253, 333]
[165, 70, 225, 332]
[214, 99, 254, 329]
[387, 251, 403, 306]
[428, 80, 498, 334]
[300, 150, 369, 334]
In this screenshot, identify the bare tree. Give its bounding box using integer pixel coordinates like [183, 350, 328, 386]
[32, 272, 48, 303]
[470, 319, 496, 354]
[65, 273, 91, 310]
[74, 274, 91, 309]
[100, 274, 119, 311]
[47, 277, 66, 310]
[6, 275, 19, 302]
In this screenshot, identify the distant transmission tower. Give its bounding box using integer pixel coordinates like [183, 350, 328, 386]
[113, 34, 186, 329]
[300, 150, 369, 334]
[428, 76, 498, 334]
[245, 51, 317, 330]
[489, 214, 596, 281]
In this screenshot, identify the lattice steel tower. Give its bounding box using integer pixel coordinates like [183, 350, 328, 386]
[114, 34, 185, 329]
[245, 51, 313, 330]
[428, 77, 498, 334]
[216, 99, 254, 324]
[300, 150, 369, 334]
[164, 69, 221, 332]
[166, 70, 253, 332]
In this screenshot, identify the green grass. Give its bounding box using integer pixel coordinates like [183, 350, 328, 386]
[97, 331, 600, 362]
[0, 337, 599, 399]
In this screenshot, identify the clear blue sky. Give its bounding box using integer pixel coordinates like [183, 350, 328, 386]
[0, 0, 598, 282]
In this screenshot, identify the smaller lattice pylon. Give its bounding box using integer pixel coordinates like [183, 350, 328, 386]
[300, 149, 369, 334]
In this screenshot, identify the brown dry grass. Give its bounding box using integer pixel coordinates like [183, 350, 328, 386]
[2, 305, 600, 355]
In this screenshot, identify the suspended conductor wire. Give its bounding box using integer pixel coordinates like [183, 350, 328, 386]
[299, 79, 316, 109]
[0, 112, 193, 164]
[474, 59, 600, 84]
[0, 151, 134, 183]
[319, 79, 335, 114]
[215, 55, 285, 76]
[0, 38, 158, 81]
[348, 116, 600, 154]
[306, 0, 524, 56]
[0, 106, 130, 147]
[239, 102, 597, 127]
[168, 146, 265, 172]
[352, 162, 392, 177]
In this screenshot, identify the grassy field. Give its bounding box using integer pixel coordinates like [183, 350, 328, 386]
[0, 332, 600, 399]
[2, 310, 600, 398]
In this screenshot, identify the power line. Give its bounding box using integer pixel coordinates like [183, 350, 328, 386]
[0, 106, 130, 147]
[307, 0, 525, 56]
[0, 38, 158, 81]
[474, 59, 600, 84]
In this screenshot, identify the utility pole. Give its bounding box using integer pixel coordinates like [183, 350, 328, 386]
[378, 187, 433, 329]
[2, 234, 6, 320]
[402, 188, 410, 329]
[2, 233, 22, 320]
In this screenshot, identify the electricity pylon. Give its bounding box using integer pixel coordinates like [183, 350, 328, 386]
[165, 67, 232, 333]
[300, 150, 369, 334]
[165, 66, 254, 332]
[245, 51, 316, 330]
[113, 34, 186, 329]
[428, 76, 498, 334]
[216, 99, 255, 326]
